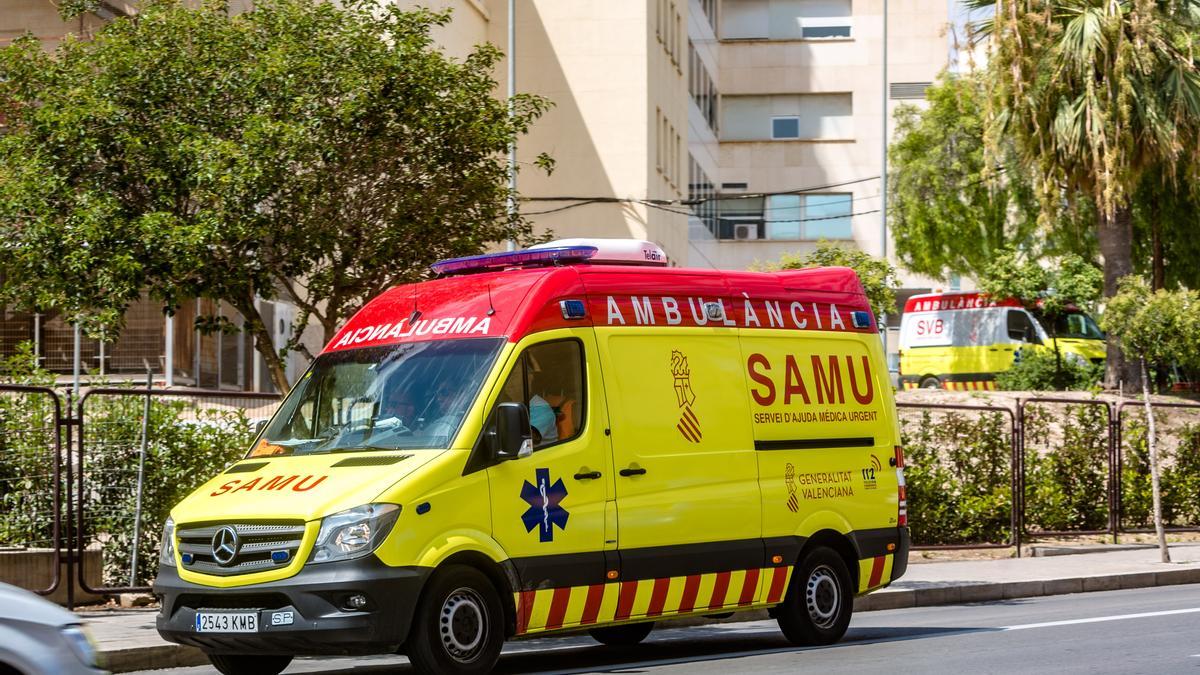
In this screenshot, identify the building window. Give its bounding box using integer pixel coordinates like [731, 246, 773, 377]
[715, 193, 852, 240]
[723, 93, 852, 141]
[688, 41, 719, 136]
[771, 116, 800, 139]
[698, 0, 717, 32]
[722, 0, 852, 41]
[688, 154, 718, 235]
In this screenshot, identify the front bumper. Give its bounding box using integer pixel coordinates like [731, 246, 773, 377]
[154, 556, 430, 656]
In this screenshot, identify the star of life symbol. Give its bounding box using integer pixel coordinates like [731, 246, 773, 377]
[520, 468, 569, 542]
[672, 350, 702, 443]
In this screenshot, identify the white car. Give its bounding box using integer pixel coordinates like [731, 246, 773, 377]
[0, 583, 106, 674]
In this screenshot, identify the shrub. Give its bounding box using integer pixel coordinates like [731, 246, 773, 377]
[0, 343, 255, 586]
[995, 348, 1103, 391]
[1022, 403, 1109, 532]
[901, 409, 1013, 545]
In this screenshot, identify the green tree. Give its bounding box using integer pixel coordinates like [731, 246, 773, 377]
[0, 0, 551, 391]
[1102, 276, 1200, 562]
[968, 0, 1200, 390]
[978, 250, 1103, 388]
[759, 244, 899, 320]
[889, 72, 1074, 281]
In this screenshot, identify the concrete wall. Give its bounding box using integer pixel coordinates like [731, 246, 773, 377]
[0, 549, 104, 606]
[487, 0, 690, 264]
[693, 0, 949, 287]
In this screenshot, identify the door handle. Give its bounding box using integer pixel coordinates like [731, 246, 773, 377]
[619, 467, 647, 477]
[574, 470, 602, 480]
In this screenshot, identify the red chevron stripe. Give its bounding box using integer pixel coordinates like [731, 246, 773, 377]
[615, 581, 638, 621]
[516, 590, 536, 634]
[709, 571, 731, 609]
[647, 577, 671, 617]
[679, 574, 702, 613]
[544, 587, 572, 631]
[767, 566, 789, 604]
[683, 406, 700, 427]
[868, 555, 885, 588]
[580, 584, 605, 625]
[681, 414, 702, 440]
[738, 568, 760, 606]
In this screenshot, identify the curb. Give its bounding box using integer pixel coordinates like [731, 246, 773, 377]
[102, 644, 209, 673]
[98, 566, 1200, 672]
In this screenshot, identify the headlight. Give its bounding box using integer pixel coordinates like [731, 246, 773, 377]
[159, 517, 176, 567]
[61, 625, 98, 667]
[307, 504, 400, 565]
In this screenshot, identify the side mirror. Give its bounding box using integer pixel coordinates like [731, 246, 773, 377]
[492, 402, 532, 461]
[1025, 326, 1041, 344]
[251, 419, 269, 437]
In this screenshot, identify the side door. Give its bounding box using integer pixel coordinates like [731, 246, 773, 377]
[596, 327, 763, 612]
[485, 330, 614, 633]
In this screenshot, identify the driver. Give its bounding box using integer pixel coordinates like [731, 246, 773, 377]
[529, 394, 558, 446]
[376, 381, 414, 430]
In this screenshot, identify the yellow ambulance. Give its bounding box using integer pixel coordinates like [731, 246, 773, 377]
[898, 291, 1106, 390]
[154, 240, 909, 675]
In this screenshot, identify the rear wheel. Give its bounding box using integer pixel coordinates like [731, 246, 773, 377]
[776, 546, 853, 646]
[588, 621, 654, 646]
[207, 654, 293, 675]
[406, 564, 504, 675]
[919, 376, 942, 389]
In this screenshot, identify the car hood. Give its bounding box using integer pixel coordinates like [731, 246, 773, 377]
[170, 450, 443, 525]
[1051, 338, 1107, 360]
[0, 583, 78, 627]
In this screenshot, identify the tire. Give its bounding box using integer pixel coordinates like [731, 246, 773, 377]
[588, 621, 654, 646]
[406, 564, 505, 675]
[207, 654, 293, 675]
[776, 546, 853, 646]
[919, 376, 942, 389]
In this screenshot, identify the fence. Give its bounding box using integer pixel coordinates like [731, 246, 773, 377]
[3, 384, 1198, 604]
[0, 384, 279, 606]
[901, 397, 1200, 556]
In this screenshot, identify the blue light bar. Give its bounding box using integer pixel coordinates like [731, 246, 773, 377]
[431, 246, 599, 276]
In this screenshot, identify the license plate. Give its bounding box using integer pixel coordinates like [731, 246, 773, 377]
[195, 612, 259, 633]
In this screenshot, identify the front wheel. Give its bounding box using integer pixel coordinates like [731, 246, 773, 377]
[588, 621, 654, 646]
[207, 654, 292, 675]
[775, 547, 853, 646]
[406, 564, 505, 675]
[919, 376, 942, 389]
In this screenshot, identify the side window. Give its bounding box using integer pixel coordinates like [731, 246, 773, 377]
[1006, 310, 1040, 344]
[495, 340, 585, 450]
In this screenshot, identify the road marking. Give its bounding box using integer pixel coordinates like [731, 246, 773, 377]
[1003, 607, 1200, 631]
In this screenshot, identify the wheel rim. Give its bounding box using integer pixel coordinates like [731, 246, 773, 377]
[439, 587, 488, 663]
[805, 564, 840, 629]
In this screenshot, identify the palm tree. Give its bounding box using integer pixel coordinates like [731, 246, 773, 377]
[966, 0, 1200, 390]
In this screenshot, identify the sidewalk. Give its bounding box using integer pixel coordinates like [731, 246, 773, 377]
[83, 543, 1200, 673]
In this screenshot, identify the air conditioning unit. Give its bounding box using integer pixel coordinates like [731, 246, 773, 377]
[734, 224, 759, 240]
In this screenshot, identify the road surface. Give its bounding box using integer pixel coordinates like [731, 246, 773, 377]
[131, 584, 1200, 674]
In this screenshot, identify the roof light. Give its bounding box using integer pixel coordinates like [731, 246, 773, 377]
[430, 246, 598, 276]
[560, 299, 587, 320]
[852, 311, 872, 329]
[530, 238, 669, 266]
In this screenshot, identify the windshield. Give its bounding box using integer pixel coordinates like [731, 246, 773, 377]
[251, 338, 504, 457]
[1037, 312, 1105, 340]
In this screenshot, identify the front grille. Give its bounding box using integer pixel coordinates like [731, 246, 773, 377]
[178, 522, 306, 576]
[177, 592, 291, 610]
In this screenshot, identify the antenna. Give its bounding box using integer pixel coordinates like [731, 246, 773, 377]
[486, 284, 496, 316]
[409, 293, 421, 324]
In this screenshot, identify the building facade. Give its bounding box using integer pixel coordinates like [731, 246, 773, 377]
[1, 0, 950, 384]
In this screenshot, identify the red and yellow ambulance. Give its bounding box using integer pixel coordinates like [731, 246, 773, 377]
[898, 290, 1106, 390]
[154, 239, 908, 675]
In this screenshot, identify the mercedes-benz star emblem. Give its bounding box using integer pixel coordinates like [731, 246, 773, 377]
[211, 525, 240, 566]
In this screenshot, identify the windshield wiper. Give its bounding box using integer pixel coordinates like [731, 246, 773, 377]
[326, 445, 399, 454]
